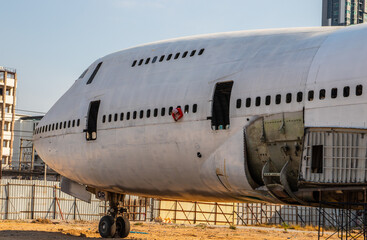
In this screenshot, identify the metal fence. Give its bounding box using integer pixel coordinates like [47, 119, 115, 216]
[0, 179, 348, 227]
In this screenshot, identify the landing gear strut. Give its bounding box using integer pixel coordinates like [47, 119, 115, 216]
[98, 193, 131, 238]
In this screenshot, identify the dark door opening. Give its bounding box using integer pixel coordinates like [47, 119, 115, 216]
[311, 145, 323, 173]
[211, 81, 233, 130]
[86, 100, 100, 141]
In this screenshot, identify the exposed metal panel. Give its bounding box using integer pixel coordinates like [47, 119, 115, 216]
[301, 129, 367, 184]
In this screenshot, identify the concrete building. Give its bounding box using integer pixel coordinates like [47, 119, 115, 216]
[322, 0, 367, 26]
[0, 66, 17, 173]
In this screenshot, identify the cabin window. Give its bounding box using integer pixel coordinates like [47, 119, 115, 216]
[311, 145, 323, 173]
[246, 98, 251, 107]
[108, 114, 112, 122]
[72, 120, 75, 127]
[127, 112, 130, 120]
[154, 108, 158, 117]
[166, 54, 172, 61]
[236, 99, 241, 108]
[193, 104, 197, 113]
[255, 97, 261, 106]
[55, 123, 58, 130]
[133, 111, 137, 119]
[159, 55, 165, 62]
[331, 88, 337, 98]
[161, 108, 166, 116]
[145, 58, 150, 64]
[356, 85, 363, 96]
[77, 119, 80, 126]
[146, 109, 151, 118]
[68, 121, 71, 128]
[343, 86, 350, 97]
[211, 81, 233, 130]
[64, 121, 67, 128]
[102, 115, 106, 123]
[275, 94, 281, 104]
[52, 124, 55, 131]
[190, 50, 196, 57]
[60, 122, 63, 129]
[138, 59, 143, 65]
[198, 48, 205, 55]
[86, 100, 100, 141]
[184, 105, 189, 113]
[86, 62, 103, 85]
[132, 60, 137, 67]
[140, 110, 144, 119]
[174, 53, 180, 59]
[120, 113, 124, 121]
[308, 90, 314, 101]
[297, 92, 303, 102]
[286, 93, 292, 103]
[319, 89, 325, 100]
[152, 56, 157, 63]
[182, 51, 188, 58]
[265, 95, 271, 105]
[114, 113, 118, 121]
[169, 107, 173, 115]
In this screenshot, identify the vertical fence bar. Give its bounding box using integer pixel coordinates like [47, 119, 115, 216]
[31, 184, 35, 219]
[5, 182, 9, 220]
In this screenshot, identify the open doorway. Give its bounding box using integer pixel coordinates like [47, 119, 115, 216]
[211, 81, 233, 130]
[86, 100, 100, 141]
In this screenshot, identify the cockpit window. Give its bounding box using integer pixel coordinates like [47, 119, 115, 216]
[86, 62, 103, 85]
[78, 68, 88, 79]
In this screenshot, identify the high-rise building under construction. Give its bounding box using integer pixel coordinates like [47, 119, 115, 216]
[0, 66, 17, 173]
[322, 0, 367, 26]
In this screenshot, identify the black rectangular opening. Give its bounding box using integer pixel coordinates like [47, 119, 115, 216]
[86, 100, 100, 141]
[311, 145, 323, 173]
[86, 62, 102, 85]
[211, 81, 233, 130]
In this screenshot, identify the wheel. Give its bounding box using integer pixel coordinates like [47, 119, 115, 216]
[115, 216, 130, 238]
[99, 215, 116, 238]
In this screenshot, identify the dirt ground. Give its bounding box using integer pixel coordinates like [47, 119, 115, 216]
[0, 219, 342, 240]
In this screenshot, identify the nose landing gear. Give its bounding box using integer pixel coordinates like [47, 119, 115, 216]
[97, 193, 131, 238]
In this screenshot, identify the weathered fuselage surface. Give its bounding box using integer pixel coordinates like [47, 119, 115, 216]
[34, 24, 367, 207]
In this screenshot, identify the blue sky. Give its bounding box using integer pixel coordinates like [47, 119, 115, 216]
[0, 0, 322, 113]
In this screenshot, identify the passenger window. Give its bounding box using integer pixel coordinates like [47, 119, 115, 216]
[140, 110, 144, 119]
[72, 120, 75, 127]
[236, 99, 241, 108]
[297, 92, 303, 102]
[319, 89, 325, 100]
[161, 108, 166, 116]
[308, 91, 314, 101]
[154, 108, 158, 117]
[56, 123, 58, 130]
[182, 51, 188, 58]
[166, 54, 172, 61]
[127, 112, 130, 120]
[265, 95, 271, 105]
[68, 121, 71, 128]
[193, 104, 198, 113]
[198, 48, 205, 55]
[255, 97, 261, 106]
[152, 56, 157, 63]
[145, 58, 150, 64]
[286, 93, 292, 103]
[184, 105, 189, 113]
[52, 124, 55, 131]
[331, 88, 337, 98]
[343, 86, 350, 97]
[64, 121, 67, 128]
[102, 115, 106, 123]
[138, 59, 143, 66]
[159, 55, 165, 62]
[77, 119, 80, 126]
[246, 98, 251, 107]
[108, 114, 112, 122]
[356, 85, 363, 96]
[132, 60, 137, 67]
[169, 107, 173, 115]
[275, 94, 281, 104]
[120, 113, 124, 121]
[146, 109, 151, 118]
[133, 111, 137, 119]
[114, 113, 118, 121]
[86, 62, 103, 85]
[60, 122, 63, 129]
[190, 50, 196, 57]
[174, 53, 180, 59]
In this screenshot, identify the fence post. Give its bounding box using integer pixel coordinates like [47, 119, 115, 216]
[53, 185, 57, 219]
[174, 201, 178, 223]
[194, 202, 197, 224]
[74, 197, 77, 220]
[5, 182, 10, 220]
[214, 202, 218, 225]
[31, 184, 35, 219]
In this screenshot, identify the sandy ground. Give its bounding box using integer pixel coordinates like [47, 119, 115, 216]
[0, 219, 343, 239]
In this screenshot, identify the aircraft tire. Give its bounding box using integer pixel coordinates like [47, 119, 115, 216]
[99, 215, 116, 238]
[115, 216, 130, 238]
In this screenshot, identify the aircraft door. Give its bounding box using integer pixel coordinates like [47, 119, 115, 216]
[211, 81, 233, 130]
[86, 100, 100, 141]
